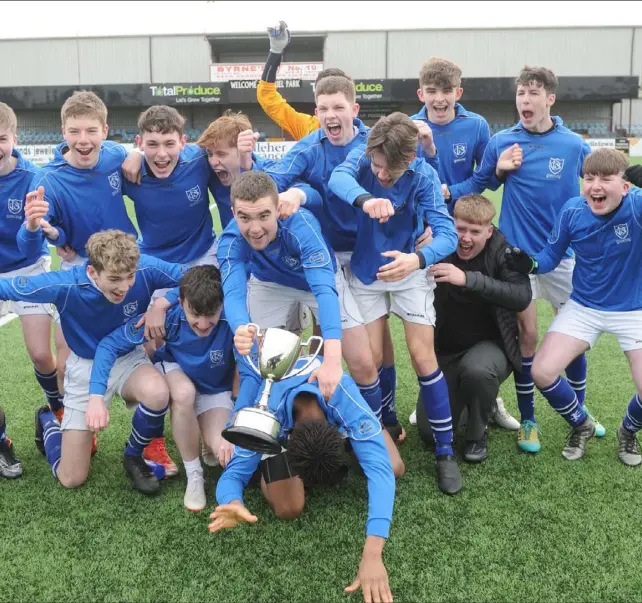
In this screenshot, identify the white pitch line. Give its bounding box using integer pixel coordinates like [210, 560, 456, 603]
[0, 312, 18, 327]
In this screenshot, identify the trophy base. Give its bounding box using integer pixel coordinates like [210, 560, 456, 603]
[222, 426, 283, 455]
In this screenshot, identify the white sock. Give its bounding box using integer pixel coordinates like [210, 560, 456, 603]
[183, 457, 203, 478]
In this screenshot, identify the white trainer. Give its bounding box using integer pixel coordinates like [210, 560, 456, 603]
[184, 472, 206, 512]
[490, 397, 520, 431]
[409, 409, 417, 425]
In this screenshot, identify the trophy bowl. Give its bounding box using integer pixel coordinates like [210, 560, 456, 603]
[221, 406, 283, 455]
[222, 324, 323, 455]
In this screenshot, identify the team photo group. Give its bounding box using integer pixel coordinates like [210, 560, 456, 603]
[1, 20, 642, 603]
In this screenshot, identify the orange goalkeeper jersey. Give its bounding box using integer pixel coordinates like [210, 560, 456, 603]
[257, 81, 319, 141]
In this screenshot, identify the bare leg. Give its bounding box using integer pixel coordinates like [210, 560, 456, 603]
[165, 370, 199, 463]
[57, 430, 93, 488]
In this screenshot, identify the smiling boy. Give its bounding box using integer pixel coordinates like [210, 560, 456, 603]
[90, 265, 237, 511]
[122, 106, 216, 270]
[410, 57, 491, 213]
[18, 91, 137, 270]
[0, 230, 185, 493]
[505, 149, 642, 464]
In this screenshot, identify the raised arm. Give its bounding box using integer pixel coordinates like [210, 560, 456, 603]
[257, 21, 319, 141]
[265, 141, 313, 193]
[328, 146, 372, 206]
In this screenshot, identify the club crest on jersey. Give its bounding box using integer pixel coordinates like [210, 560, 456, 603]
[548, 157, 564, 176]
[123, 301, 139, 317]
[127, 322, 141, 339]
[614, 223, 630, 243]
[108, 171, 121, 191]
[210, 349, 224, 366]
[186, 185, 202, 205]
[358, 420, 374, 435]
[282, 255, 300, 269]
[453, 143, 467, 162]
[308, 251, 327, 266]
[8, 198, 22, 214]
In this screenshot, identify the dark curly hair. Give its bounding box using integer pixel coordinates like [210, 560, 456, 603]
[286, 420, 348, 487]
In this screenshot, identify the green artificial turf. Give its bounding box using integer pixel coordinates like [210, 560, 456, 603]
[2, 161, 642, 602]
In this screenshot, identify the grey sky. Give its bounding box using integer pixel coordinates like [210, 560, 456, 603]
[0, 1, 638, 39]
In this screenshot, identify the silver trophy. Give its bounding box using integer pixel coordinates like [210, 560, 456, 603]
[222, 324, 323, 454]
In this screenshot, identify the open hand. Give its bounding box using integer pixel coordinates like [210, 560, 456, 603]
[345, 552, 393, 603]
[208, 502, 258, 533]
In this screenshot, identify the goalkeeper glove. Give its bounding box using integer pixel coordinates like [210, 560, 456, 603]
[267, 21, 291, 54]
[504, 246, 538, 274]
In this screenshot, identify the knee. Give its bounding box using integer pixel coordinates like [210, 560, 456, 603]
[274, 498, 305, 521]
[141, 376, 170, 409]
[58, 470, 88, 489]
[30, 349, 54, 371]
[409, 345, 437, 376]
[531, 356, 557, 388]
[170, 381, 197, 410]
[460, 363, 497, 388]
[346, 349, 377, 382]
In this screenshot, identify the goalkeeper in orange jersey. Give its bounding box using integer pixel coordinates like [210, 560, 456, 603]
[257, 21, 347, 141]
[257, 22, 408, 441]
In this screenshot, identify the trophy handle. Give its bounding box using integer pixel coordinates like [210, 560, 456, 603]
[244, 323, 263, 376]
[284, 336, 324, 379]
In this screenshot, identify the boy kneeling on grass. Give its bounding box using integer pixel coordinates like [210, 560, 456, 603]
[0, 229, 185, 494]
[90, 265, 239, 513]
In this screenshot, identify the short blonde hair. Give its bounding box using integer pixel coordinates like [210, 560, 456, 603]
[0, 102, 17, 134]
[86, 230, 139, 274]
[453, 194, 496, 225]
[583, 148, 629, 177]
[61, 91, 108, 127]
[197, 110, 252, 149]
